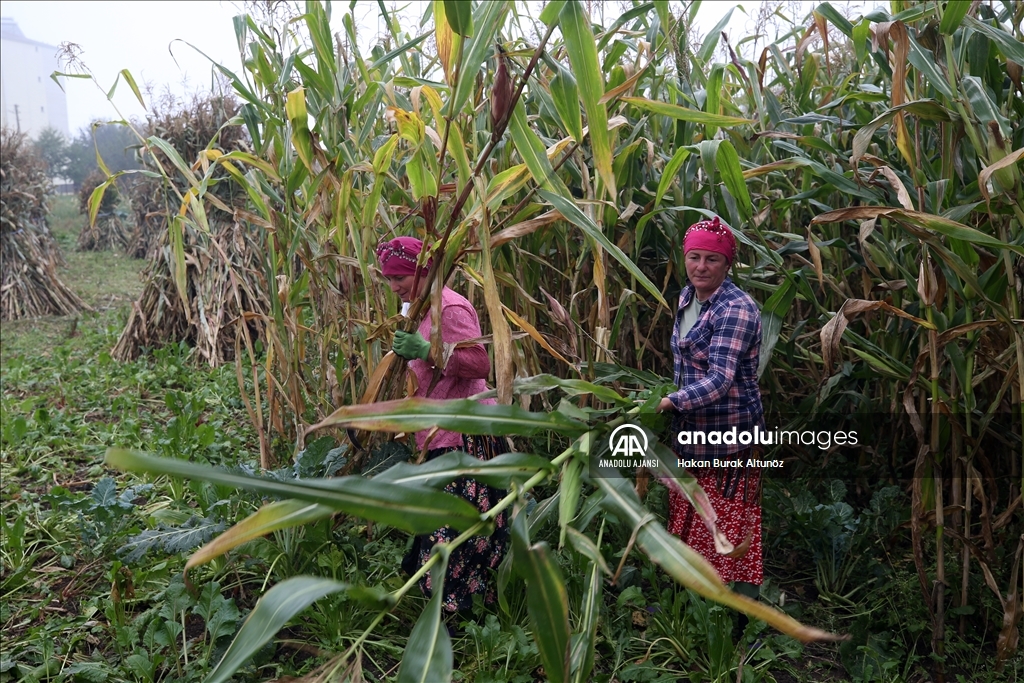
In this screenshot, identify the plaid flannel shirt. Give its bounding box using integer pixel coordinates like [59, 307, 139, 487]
[668, 277, 764, 457]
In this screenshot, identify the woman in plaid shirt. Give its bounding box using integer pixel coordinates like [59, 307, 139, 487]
[657, 216, 765, 631]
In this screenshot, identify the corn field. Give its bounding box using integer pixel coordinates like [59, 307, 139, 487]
[91, 0, 1023, 680]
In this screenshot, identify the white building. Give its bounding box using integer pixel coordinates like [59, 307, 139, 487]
[1, 17, 69, 139]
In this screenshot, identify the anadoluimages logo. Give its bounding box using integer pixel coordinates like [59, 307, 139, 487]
[608, 424, 649, 459]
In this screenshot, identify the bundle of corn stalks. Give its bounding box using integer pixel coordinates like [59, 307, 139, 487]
[125, 176, 169, 259]
[112, 92, 258, 364]
[111, 215, 267, 365]
[76, 169, 129, 251]
[1, 128, 89, 321]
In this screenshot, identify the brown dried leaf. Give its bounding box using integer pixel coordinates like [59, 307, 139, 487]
[822, 299, 934, 373]
[878, 166, 916, 211]
[491, 210, 560, 248]
[807, 228, 824, 286]
[979, 148, 1024, 201]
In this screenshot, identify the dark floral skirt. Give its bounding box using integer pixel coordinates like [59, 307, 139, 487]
[401, 435, 510, 613]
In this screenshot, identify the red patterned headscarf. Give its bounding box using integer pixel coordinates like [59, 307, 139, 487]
[683, 216, 736, 264]
[376, 236, 431, 277]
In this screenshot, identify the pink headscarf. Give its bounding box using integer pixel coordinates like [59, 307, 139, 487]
[683, 216, 736, 264]
[376, 236, 431, 277]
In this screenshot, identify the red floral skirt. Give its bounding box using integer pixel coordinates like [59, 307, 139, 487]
[667, 451, 763, 585]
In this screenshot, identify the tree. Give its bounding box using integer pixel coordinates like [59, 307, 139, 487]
[64, 121, 141, 188]
[32, 127, 69, 178]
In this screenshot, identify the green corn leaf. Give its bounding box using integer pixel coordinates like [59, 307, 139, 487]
[851, 100, 954, 162]
[443, 0, 473, 36]
[512, 508, 571, 683]
[814, 2, 854, 37]
[169, 215, 190, 318]
[368, 32, 431, 70]
[560, 0, 614, 196]
[286, 87, 316, 172]
[308, 397, 588, 438]
[565, 526, 611, 576]
[397, 550, 452, 683]
[87, 177, 114, 228]
[448, 0, 508, 117]
[716, 140, 752, 222]
[186, 500, 334, 574]
[105, 449, 481, 534]
[539, 189, 667, 307]
[907, 35, 954, 99]
[962, 76, 1006, 132]
[147, 136, 197, 185]
[938, 0, 971, 34]
[622, 97, 753, 126]
[405, 147, 438, 201]
[205, 577, 361, 683]
[550, 63, 583, 143]
[636, 147, 691, 238]
[539, 0, 566, 25]
[758, 275, 799, 378]
[813, 207, 1024, 256]
[569, 560, 602, 683]
[697, 8, 734, 64]
[484, 163, 531, 210]
[508, 100, 571, 195]
[373, 451, 554, 489]
[475, 373, 631, 405]
[705, 63, 726, 139]
[596, 475, 842, 642]
[558, 457, 582, 548]
[118, 69, 146, 108]
[963, 15, 1024, 64]
[596, 2, 657, 51]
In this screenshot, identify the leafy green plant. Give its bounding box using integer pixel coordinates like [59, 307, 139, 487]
[46, 477, 151, 558]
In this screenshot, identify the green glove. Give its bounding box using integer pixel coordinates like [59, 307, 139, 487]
[393, 330, 431, 361]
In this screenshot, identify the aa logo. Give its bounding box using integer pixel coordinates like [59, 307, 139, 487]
[608, 424, 649, 459]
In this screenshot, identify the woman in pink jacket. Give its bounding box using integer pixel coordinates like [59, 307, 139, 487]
[376, 236, 508, 617]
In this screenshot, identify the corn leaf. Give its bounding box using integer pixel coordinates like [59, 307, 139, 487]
[716, 139, 752, 222]
[373, 451, 553, 489]
[185, 500, 334, 575]
[596, 475, 843, 642]
[105, 449, 481, 534]
[539, 189, 667, 307]
[550, 63, 583, 143]
[443, 0, 473, 36]
[508, 100, 571, 195]
[206, 577, 367, 683]
[448, 0, 508, 117]
[569, 560, 601, 683]
[622, 97, 753, 126]
[560, 0, 614, 196]
[307, 397, 588, 437]
[963, 15, 1024, 64]
[397, 550, 452, 683]
[512, 508, 571, 683]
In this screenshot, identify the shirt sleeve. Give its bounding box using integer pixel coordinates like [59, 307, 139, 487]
[437, 302, 490, 380]
[669, 301, 759, 411]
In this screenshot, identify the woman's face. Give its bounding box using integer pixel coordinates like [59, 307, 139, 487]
[386, 274, 422, 303]
[685, 248, 729, 300]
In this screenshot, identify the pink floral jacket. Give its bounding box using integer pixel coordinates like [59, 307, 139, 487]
[409, 287, 494, 451]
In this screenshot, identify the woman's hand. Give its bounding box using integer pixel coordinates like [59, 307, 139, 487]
[657, 397, 675, 413]
[394, 330, 431, 360]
